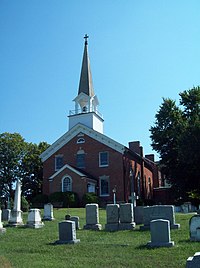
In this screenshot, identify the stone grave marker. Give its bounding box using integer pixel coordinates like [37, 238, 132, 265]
[55, 220, 80, 244]
[0, 209, 6, 234]
[189, 214, 200, 241]
[83, 203, 102, 230]
[71, 216, 80, 230]
[27, 209, 44, 228]
[186, 252, 200, 268]
[8, 179, 24, 226]
[134, 206, 144, 225]
[119, 203, 135, 230]
[147, 219, 174, 248]
[140, 205, 180, 230]
[43, 203, 54, 221]
[2, 209, 11, 222]
[105, 204, 119, 231]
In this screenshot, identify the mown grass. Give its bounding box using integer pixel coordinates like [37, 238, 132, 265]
[0, 208, 199, 268]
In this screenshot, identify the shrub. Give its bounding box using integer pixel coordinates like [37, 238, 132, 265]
[31, 194, 49, 208]
[82, 193, 99, 206]
[21, 196, 29, 212]
[49, 192, 79, 208]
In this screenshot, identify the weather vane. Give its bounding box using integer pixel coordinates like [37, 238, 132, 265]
[84, 34, 89, 45]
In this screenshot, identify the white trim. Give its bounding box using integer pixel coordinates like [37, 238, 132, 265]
[99, 151, 109, 167]
[49, 163, 86, 181]
[40, 123, 125, 162]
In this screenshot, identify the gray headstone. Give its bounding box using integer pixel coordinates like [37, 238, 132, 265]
[140, 205, 180, 230]
[27, 209, 44, 228]
[43, 203, 54, 221]
[2, 209, 11, 221]
[147, 219, 174, 248]
[119, 203, 135, 230]
[189, 215, 200, 241]
[105, 204, 119, 231]
[84, 203, 102, 230]
[55, 220, 80, 244]
[71, 216, 80, 230]
[186, 252, 200, 268]
[134, 206, 144, 225]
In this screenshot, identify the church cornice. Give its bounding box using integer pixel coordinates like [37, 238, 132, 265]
[40, 123, 125, 162]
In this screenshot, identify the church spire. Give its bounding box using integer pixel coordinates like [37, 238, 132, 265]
[78, 34, 94, 97]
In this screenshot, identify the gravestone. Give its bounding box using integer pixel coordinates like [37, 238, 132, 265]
[0, 210, 6, 234]
[189, 215, 200, 241]
[27, 209, 44, 228]
[119, 203, 135, 230]
[71, 216, 80, 230]
[2, 209, 11, 221]
[84, 203, 102, 230]
[55, 220, 80, 244]
[43, 203, 54, 221]
[140, 205, 180, 230]
[147, 219, 174, 248]
[105, 204, 119, 231]
[134, 206, 144, 225]
[186, 252, 200, 268]
[8, 179, 24, 226]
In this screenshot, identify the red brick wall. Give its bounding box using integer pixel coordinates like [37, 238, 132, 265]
[43, 133, 125, 202]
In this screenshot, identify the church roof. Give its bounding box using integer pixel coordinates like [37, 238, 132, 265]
[40, 123, 125, 162]
[78, 35, 94, 97]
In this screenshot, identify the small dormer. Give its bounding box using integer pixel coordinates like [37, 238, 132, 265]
[68, 35, 104, 133]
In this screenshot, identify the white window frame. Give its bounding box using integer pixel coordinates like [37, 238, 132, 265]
[76, 149, 85, 168]
[87, 183, 95, 193]
[62, 176, 72, 192]
[99, 152, 109, 167]
[55, 155, 63, 171]
[77, 138, 85, 144]
[99, 175, 110, 196]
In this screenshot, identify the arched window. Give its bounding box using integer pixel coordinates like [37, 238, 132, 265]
[62, 176, 72, 192]
[77, 138, 85, 144]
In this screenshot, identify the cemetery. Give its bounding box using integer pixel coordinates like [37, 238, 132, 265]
[0, 203, 200, 267]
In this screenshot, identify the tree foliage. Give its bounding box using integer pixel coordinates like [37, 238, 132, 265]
[150, 86, 200, 199]
[0, 132, 49, 202]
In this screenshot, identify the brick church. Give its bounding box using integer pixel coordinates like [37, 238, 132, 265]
[41, 35, 162, 206]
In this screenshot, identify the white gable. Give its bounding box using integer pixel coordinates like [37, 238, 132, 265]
[40, 123, 125, 162]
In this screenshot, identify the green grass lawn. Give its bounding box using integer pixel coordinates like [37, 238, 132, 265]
[0, 208, 199, 268]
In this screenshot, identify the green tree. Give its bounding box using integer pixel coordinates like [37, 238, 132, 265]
[0, 132, 49, 203]
[21, 141, 49, 201]
[150, 86, 200, 199]
[0, 132, 27, 201]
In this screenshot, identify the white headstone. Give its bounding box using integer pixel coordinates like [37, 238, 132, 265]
[189, 215, 200, 241]
[27, 209, 44, 228]
[83, 203, 102, 230]
[105, 204, 119, 231]
[119, 203, 135, 230]
[0, 210, 6, 234]
[55, 220, 80, 244]
[43, 203, 54, 221]
[8, 179, 23, 226]
[140, 205, 180, 230]
[147, 219, 174, 248]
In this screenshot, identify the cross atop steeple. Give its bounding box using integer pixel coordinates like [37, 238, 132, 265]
[84, 34, 89, 45]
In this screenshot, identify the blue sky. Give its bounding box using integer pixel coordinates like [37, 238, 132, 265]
[1, 1, 200, 160]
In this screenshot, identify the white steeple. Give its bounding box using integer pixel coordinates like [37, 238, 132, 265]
[68, 35, 104, 133]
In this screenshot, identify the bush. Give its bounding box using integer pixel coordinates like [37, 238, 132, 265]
[21, 196, 29, 212]
[49, 192, 79, 208]
[82, 193, 99, 206]
[31, 194, 49, 207]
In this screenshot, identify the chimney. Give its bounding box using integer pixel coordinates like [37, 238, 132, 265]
[145, 154, 155, 162]
[129, 141, 143, 156]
